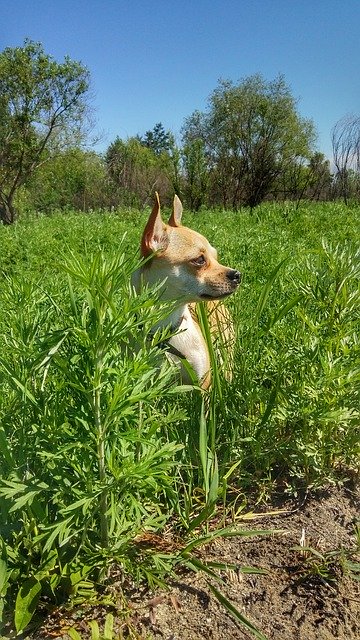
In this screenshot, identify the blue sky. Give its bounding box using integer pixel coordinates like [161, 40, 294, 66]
[2, 0, 360, 159]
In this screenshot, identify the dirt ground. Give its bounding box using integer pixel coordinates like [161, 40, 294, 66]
[33, 483, 359, 640]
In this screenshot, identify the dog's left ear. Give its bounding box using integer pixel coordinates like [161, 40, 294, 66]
[168, 194, 183, 227]
[141, 192, 169, 257]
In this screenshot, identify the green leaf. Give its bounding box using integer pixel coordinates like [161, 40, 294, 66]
[103, 613, 114, 639]
[9, 489, 41, 512]
[15, 577, 41, 633]
[254, 257, 288, 325]
[0, 427, 13, 466]
[182, 527, 280, 554]
[185, 555, 225, 582]
[208, 453, 219, 504]
[267, 293, 304, 330]
[208, 582, 269, 640]
[205, 560, 268, 575]
[0, 559, 8, 594]
[68, 628, 83, 640]
[88, 620, 100, 640]
[199, 399, 209, 494]
[186, 501, 216, 534]
[0, 360, 36, 404]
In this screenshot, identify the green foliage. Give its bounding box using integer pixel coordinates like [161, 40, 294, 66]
[291, 521, 360, 587]
[0, 202, 359, 633]
[208, 583, 269, 640]
[140, 122, 172, 156]
[23, 148, 109, 212]
[105, 136, 172, 206]
[182, 74, 316, 208]
[234, 238, 360, 484]
[0, 47, 357, 217]
[0, 247, 184, 631]
[277, 152, 332, 203]
[68, 613, 117, 640]
[168, 201, 360, 493]
[332, 115, 360, 203]
[0, 39, 90, 223]
[182, 139, 209, 210]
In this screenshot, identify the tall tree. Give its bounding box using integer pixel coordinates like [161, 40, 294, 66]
[182, 138, 209, 210]
[182, 75, 316, 209]
[0, 39, 90, 224]
[307, 152, 332, 201]
[141, 122, 171, 155]
[332, 115, 360, 204]
[105, 136, 172, 206]
[278, 152, 331, 204]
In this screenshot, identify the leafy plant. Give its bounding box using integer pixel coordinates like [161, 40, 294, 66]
[0, 248, 184, 632]
[292, 520, 360, 586]
[68, 614, 117, 640]
[0, 202, 359, 635]
[0, 39, 90, 223]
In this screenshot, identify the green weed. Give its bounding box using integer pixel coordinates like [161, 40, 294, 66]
[0, 248, 184, 632]
[0, 202, 359, 634]
[291, 520, 360, 587]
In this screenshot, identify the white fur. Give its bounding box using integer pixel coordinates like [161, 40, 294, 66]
[162, 305, 209, 382]
[131, 271, 209, 382]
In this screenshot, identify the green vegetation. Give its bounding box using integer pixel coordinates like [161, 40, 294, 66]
[0, 202, 359, 634]
[0, 36, 359, 640]
[182, 75, 316, 209]
[4, 40, 360, 223]
[0, 39, 90, 224]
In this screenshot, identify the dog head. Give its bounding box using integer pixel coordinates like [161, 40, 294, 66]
[138, 193, 241, 302]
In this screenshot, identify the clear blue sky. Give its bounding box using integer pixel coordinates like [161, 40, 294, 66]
[2, 0, 360, 159]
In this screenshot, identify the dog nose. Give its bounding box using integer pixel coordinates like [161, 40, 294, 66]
[226, 269, 242, 284]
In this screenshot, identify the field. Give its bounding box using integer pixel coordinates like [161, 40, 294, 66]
[0, 202, 359, 639]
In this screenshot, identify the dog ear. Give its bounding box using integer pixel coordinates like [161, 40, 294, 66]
[168, 194, 183, 227]
[141, 192, 169, 257]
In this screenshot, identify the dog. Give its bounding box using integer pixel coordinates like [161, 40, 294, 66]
[132, 193, 241, 388]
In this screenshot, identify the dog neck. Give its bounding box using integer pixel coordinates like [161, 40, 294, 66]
[132, 266, 211, 387]
[159, 304, 210, 386]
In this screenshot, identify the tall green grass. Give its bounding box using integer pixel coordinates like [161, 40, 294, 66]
[0, 202, 359, 633]
[0, 248, 185, 632]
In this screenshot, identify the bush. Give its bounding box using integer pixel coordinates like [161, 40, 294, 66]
[0, 249, 184, 631]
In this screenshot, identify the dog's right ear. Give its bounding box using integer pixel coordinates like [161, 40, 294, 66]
[168, 194, 183, 227]
[141, 192, 169, 257]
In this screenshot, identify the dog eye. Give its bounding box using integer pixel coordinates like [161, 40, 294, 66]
[191, 255, 206, 266]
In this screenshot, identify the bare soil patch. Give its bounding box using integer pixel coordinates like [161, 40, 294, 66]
[33, 483, 359, 640]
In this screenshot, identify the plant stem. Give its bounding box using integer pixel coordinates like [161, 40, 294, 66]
[94, 378, 108, 548]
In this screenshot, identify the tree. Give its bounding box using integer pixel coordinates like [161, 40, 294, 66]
[307, 152, 332, 201]
[105, 136, 172, 206]
[140, 122, 171, 155]
[25, 149, 108, 212]
[182, 138, 209, 210]
[0, 39, 90, 224]
[166, 135, 183, 198]
[279, 152, 331, 204]
[332, 115, 360, 203]
[182, 75, 316, 209]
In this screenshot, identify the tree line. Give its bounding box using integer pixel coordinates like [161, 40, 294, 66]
[1, 40, 360, 224]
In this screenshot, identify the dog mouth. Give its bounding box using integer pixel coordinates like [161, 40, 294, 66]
[199, 270, 241, 301]
[200, 291, 233, 301]
[200, 280, 240, 301]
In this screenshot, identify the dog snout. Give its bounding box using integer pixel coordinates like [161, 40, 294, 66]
[226, 269, 242, 285]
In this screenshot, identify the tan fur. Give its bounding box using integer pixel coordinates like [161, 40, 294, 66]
[133, 193, 240, 388]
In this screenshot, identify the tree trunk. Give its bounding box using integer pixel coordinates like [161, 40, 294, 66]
[0, 198, 17, 225]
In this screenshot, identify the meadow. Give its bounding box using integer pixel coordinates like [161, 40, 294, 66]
[0, 202, 359, 636]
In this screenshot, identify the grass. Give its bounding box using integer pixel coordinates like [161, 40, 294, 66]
[291, 519, 360, 587]
[0, 201, 359, 635]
